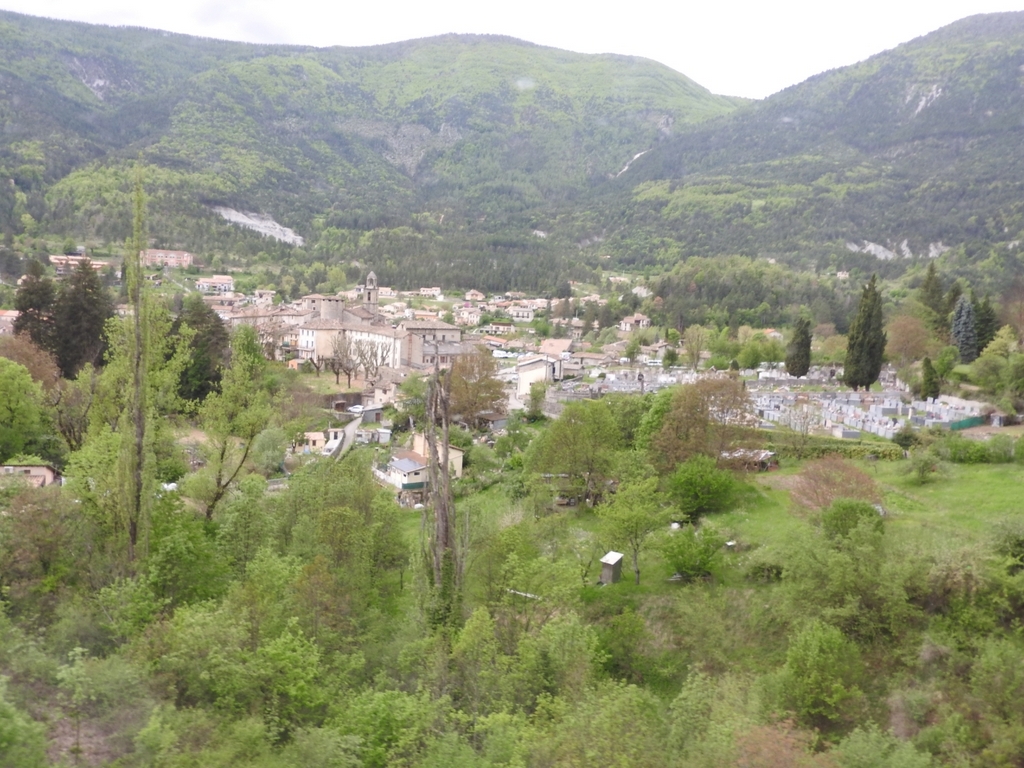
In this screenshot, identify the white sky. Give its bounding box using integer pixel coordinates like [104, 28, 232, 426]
[3, 0, 1024, 99]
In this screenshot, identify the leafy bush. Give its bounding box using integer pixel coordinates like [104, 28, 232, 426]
[835, 725, 934, 768]
[661, 524, 724, 581]
[892, 423, 919, 450]
[767, 432, 903, 461]
[667, 455, 736, 521]
[901, 449, 945, 485]
[821, 499, 883, 540]
[993, 520, 1024, 574]
[777, 620, 864, 729]
[935, 434, 992, 464]
[986, 434, 1015, 463]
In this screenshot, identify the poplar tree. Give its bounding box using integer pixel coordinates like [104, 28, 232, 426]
[785, 317, 812, 377]
[843, 275, 886, 391]
[951, 295, 978, 364]
[119, 164, 150, 561]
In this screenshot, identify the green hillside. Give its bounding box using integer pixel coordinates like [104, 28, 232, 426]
[0, 11, 743, 291]
[6, 10, 1024, 294]
[594, 12, 1024, 289]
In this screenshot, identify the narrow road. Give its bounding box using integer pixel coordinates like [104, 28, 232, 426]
[334, 415, 363, 460]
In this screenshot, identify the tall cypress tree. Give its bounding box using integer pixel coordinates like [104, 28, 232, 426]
[844, 275, 886, 391]
[785, 317, 812, 377]
[951, 295, 978, 364]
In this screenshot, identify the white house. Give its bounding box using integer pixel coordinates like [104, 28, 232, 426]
[197, 275, 235, 293]
[509, 306, 535, 323]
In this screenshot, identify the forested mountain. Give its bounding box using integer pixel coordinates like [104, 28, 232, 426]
[4, 10, 1024, 293]
[0, 10, 741, 290]
[596, 12, 1024, 288]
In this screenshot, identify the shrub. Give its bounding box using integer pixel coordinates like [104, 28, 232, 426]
[667, 455, 736, 521]
[935, 435, 991, 464]
[902, 449, 945, 485]
[986, 434, 1015, 463]
[767, 433, 903, 461]
[790, 455, 881, 511]
[778, 620, 864, 729]
[892, 423, 919, 450]
[993, 520, 1024, 574]
[821, 499, 883, 540]
[661, 524, 724, 581]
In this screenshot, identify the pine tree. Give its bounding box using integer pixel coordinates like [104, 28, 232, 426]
[785, 317, 812, 377]
[921, 356, 939, 399]
[52, 260, 114, 377]
[172, 293, 229, 402]
[12, 259, 56, 354]
[951, 295, 978, 363]
[844, 275, 886, 391]
[974, 293, 998, 352]
[918, 262, 945, 324]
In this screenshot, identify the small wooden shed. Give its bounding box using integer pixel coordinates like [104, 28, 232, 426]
[600, 551, 624, 584]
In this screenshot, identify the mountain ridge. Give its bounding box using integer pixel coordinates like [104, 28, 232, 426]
[1, 10, 1024, 295]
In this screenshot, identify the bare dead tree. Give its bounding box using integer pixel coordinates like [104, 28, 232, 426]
[355, 338, 392, 381]
[326, 333, 360, 387]
[306, 356, 324, 377]
[424, 358, 461, 635]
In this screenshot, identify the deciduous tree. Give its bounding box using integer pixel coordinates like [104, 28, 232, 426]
[683, 325, 708, 371]
[650, 377, 751, 471]
[326, 333, 359, 387]
[667, 455, 736, 520]
[527, 399, 619, 504]
[597, 477, 667, 584]
[194, 326, 272, 520]
[355, 339, 391, 382]
[449, 347, 506, 430]
[885, 314, 930, 367]
[0, 358, 48, 463]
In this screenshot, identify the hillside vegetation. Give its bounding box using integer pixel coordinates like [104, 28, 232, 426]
[595, 12, 1024, 286]
[0, 10, 742, 291]
[8, 12, 1024, 294]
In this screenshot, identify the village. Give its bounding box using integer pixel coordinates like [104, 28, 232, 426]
[0, 249, 1012, 503]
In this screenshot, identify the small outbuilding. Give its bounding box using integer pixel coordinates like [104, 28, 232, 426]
[600, 551, 624, 584]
